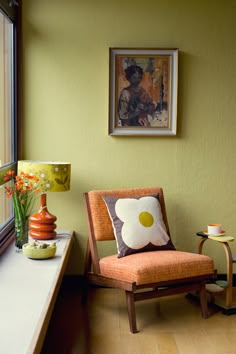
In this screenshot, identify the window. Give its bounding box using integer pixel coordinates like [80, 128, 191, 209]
[0, 0, 19, 252]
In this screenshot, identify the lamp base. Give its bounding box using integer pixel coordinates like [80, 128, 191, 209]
[29, 193, 57, 240]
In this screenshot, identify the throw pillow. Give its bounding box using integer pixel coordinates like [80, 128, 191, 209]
[103, 195, 175, 258]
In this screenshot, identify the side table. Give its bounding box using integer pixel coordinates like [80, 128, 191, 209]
[196, 232, 236, 314]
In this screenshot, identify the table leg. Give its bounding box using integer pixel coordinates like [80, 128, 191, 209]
[221, 242, 233, 308]
[197, 237, 233, 309]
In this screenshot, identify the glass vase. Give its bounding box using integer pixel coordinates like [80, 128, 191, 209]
[15, 219, 28, 252]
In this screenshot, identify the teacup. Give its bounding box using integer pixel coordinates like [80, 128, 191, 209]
[207, 223, 222, 235]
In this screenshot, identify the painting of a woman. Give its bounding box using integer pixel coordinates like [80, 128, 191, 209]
[109, 48, 178, 136]
[118, 65, 155, 126]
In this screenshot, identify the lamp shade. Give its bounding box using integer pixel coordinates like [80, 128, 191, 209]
[17, 161, 71, 192]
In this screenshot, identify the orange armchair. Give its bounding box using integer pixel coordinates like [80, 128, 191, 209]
[84, 187, 215, 333]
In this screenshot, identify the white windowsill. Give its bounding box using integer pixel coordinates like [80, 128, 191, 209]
[0, 230, 74, 354]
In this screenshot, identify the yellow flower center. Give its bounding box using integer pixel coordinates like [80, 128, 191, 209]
[138, 211, 154, 227]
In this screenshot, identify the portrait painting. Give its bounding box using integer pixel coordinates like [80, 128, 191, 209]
[109, 48, 178, 136]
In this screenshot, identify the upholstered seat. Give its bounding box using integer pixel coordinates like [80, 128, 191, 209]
[84, 187, 215, 333]
[99, 251, 214, 285]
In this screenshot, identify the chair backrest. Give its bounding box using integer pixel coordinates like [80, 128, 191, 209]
[84, 187, 170, 242]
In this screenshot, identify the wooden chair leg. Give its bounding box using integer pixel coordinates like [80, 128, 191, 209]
[126, 291, 138, 333]
[81, 241, 92, 304]
[199, 283, 209, 318]
[81, 277, 89, 305]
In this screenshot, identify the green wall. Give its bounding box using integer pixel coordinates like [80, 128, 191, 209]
[21, 0, 236, 274]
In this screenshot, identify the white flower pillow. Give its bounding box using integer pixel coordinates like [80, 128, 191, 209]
[103, 195, 175, 258]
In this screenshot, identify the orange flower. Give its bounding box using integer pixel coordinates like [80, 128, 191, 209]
[7, 170, 15, 176]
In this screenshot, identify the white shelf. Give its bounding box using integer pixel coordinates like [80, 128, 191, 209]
[0, 231, 73, 354]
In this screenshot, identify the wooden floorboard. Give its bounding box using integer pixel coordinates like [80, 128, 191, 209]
[41, 282, 236, 354]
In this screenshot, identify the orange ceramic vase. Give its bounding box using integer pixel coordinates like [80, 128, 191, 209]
[29, 193, 57, 240]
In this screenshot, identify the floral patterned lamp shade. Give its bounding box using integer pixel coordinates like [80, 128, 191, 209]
[17, 161, 71, 240]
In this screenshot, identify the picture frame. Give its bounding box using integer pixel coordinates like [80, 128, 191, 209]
[109, 48, 178, 136]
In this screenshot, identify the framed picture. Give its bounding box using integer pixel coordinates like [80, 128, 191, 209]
[109, 48, 178, 136]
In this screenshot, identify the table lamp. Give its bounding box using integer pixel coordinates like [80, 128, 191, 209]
[17, 160, 71, 240]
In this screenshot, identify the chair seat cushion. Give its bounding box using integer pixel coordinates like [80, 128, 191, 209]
[99, 251, 214, 285]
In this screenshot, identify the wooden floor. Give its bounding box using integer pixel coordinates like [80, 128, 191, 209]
[41, 281, 236, 354]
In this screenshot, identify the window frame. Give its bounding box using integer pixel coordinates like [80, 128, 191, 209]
[0, 0, 19, 254]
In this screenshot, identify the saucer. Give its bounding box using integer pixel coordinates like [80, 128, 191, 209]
[203, 230, 226, 236]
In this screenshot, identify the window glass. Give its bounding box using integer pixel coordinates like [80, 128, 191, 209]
[0, 180, 12, 227]
[0, 12, 13, 167]
[0, 1, 18, 251]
